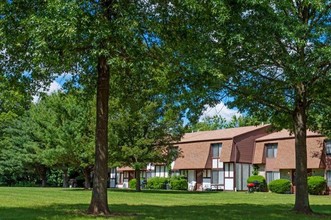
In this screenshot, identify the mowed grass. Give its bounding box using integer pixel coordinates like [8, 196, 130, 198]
[0, 188, 331, 220]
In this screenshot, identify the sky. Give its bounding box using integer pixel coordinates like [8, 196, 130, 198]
[32, 75, 68, 103]
[200, 102, 241, 122]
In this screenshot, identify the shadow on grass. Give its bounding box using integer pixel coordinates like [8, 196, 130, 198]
[1, 203, 331, 220]
[107, 188, 221, 194]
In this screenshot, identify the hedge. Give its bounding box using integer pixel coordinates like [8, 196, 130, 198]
[129, 178, 137, 189]
[268, 179, 291, 194]
[146, 177, 168, 189]
[308, 176, 326, 195]
[169, 176, 187, 190]
[247, 175, 267, 192]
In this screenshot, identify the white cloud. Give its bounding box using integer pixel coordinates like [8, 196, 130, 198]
[46, 81, 62, 95]
[32, 81, 62, 103]
[200, 102, 241, 122]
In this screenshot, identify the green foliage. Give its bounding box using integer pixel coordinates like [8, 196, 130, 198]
[308, 176, 327, 195]
[129, 179, 137, 189]
[268, 179, 291, 194]
[146, 177, 168, 190]
[169, 176, 188, 190]
[186, 115, 265, 132]
[252, 165, 259, 176]
[247, 175, 267, 192]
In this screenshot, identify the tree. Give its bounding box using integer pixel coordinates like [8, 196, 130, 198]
[1, 1, 222, 214]
[205, 1, 330, 214]
[158, 0, 330, 214]
[108, 55, 185, 191]
[27, 92, 95, 188]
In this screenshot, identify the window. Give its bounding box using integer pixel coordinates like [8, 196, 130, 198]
[325, 140, 331, 155]
[266, 143, 278, 158]
[327, 171, 331, 187]
[203, 170, 211, 178]
[212, 143, 222, 158]
[155, 165, 167, 177]
[180, 170, 188, 178]
[212, 170, 224, 185]
[266, 171, 280, 184]
[123, 171, 129, 179]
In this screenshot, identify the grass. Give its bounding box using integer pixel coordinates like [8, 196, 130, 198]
[0, 187, 331, 219]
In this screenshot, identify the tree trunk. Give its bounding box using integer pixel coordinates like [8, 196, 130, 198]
[36, 165, 47, 187]
[135, 169, 141, 192]
[292, 85, 312, 214]
[87, 56, 111, 215]
[83, 166, 92, 189]
[41, 169, 47, 187]
[62, 167, 69, 188]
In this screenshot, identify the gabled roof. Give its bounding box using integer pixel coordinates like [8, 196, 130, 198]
[256, 129, 322, 142]
[253, 129, 325, 169]
[180, 125, 270, 143]
[173, 125, 270, 170]
[173, 142, 212, 170]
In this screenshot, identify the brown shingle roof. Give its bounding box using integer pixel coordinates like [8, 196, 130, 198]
[173, 141, 212, 170]
[173, 125, 270, 169]
[253, 129, 325, 169]
[180, 125, 270, 143]
[256, 129, 322, 142]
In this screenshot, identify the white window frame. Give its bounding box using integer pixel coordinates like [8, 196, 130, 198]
[266, 143, 278, 158]
[325, 140, 331, 155]
[211, 143, 222, 158]
[266, 171, 280, 184]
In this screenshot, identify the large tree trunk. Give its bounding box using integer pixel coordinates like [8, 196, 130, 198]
[87, 56, 111, 215]
[292, 85, 312, 214]
[135, 169, 141, 192]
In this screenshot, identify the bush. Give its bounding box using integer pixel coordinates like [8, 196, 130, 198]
[247, 175, 267, 192]
[308, 176, 326, 195]
[129, 178, 137, 189]
[146, 177, 168, 189]
[169, 176, 187, 190]
[268, 179, 291, 194]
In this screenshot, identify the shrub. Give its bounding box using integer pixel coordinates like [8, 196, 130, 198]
[268, 179, 291, 194]
[308, 176, 326, 195]
[169, 176, 187, 190]
[129, 178, 137, 189]
[247, 175, 267, 192]
[146, 177, 168, 189]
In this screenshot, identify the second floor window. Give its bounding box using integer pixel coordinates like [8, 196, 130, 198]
[266, 143, 278, 158]
[212, 143, 222, 158]
[326, 140, 331, 155]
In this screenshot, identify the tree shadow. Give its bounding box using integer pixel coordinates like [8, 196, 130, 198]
[107, 188, 220, 194]
[1, 203, 331, 220]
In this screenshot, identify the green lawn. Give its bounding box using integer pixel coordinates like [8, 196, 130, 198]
[0, 187, 331, 219]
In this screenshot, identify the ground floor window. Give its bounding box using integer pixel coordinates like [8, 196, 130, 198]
[327, 171, 331, 187]
[203, 170, 211, 178]
[266, 171, 280, 184]
[155, 165, 168, 177]
[180, 170, 188, 178]
[212, 170, 224, 185]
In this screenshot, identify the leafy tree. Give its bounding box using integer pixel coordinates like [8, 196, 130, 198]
[186, 115, 263, 132]
[186, 115, 227, 132]
[28, 92, 95, 188]
[197, 1, 329, 214]
[109, 58, 185, 191]
[158, 0, 330, 214]
[1, 1, 221, 214]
